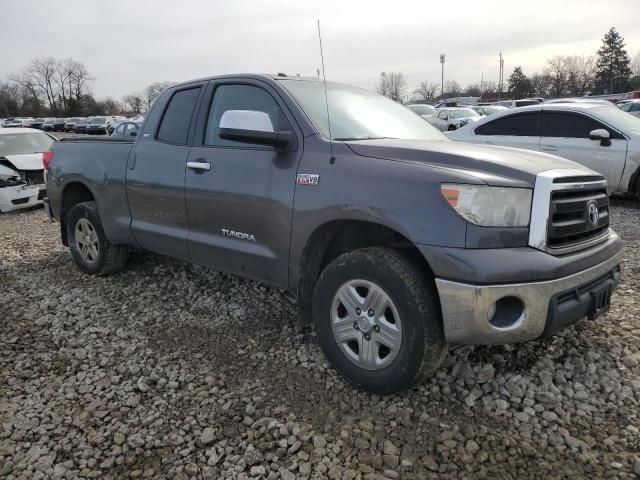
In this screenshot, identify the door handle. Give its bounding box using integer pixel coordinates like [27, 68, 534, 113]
[187, 160, 211, 171]
[541, 145, 558, 152]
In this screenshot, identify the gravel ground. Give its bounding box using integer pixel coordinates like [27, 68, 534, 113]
[1, 202, 639, 480]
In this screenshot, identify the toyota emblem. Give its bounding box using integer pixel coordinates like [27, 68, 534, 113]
[587, 202, 599, 226]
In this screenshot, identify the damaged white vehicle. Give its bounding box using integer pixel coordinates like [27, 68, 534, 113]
[0, 128, 56, 213]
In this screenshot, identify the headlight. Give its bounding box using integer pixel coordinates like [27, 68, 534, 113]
[441, 184, 532, 227]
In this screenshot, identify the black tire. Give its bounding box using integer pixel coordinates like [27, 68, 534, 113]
[313, 247, 447, 394]
[66, 201, 128, 275]
[636, 176, 640, 202]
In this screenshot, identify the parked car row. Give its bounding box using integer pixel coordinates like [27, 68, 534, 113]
[1, 115, 133, 135]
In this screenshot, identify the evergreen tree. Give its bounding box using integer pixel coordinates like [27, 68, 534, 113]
[594, 27, 632, 94]
[507, 66, 532, 98]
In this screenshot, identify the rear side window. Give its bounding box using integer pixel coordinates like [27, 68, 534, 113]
[541, 112, 607, 138]
[157, 87, 201, 145]
[204, 84, 287, 148]
[475, 112, 540, 136]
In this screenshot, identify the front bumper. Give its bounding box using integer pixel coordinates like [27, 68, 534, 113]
[435, 250, 622, 344]
[0, 184, 46, 213]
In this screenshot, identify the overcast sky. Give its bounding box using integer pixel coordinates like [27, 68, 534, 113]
[2, 0, 639, 99]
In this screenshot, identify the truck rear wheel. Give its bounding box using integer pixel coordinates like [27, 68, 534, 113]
[67, 201, 128, 275]
[313, 247, 447, 394]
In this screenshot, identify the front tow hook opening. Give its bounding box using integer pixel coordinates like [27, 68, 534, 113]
[488, 296, 526, 330]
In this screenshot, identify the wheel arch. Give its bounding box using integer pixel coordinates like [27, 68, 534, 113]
[59, 181, 96, 246]
[628, 165, 640, 198]
[295, 219, 436, 325]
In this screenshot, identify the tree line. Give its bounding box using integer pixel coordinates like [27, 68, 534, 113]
[0, 57, 172, 118]
[378, 27, 640, 103]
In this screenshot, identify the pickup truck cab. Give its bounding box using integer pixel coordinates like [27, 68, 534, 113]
[44, 74, 623, 394]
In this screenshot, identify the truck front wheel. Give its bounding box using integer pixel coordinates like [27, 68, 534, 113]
[313, 247, 447, 394]
[67, 201, 128, 275]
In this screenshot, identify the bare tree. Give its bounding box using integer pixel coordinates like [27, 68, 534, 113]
[546, 56, 570, 98]
[413, 81, 439, 102]
[376, 72, 407, 102]
[529, 73, 551, 97]
[67, 60, 93, 102]
[143, 81, 172, 109]
[462, 83, 482, 96]
[444, 80, 461, 96]
[8, 57, 94, 116]
[482, 81, 498, 95]
[565, 55, 595, 95]
[122, 94, 144, 115]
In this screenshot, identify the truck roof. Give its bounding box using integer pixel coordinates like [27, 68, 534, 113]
[171, 73, 331, 89]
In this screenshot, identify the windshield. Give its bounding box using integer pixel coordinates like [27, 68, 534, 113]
[90, 117, 106, 124]
[280, 80, 446, 141]
[449, 109, 479, 119]
[0, 132, 55, 156]
[594, 105, 640, 136]
[407, 104, 436, 116]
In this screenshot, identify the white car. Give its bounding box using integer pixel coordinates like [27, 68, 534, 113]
[619, 100, 640, 118]
[447, 103, 640, 197]
[0, 128, 56, 212]
[426, 107, 480, 131]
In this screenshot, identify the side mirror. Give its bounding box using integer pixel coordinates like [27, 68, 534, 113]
[589, 128, 611, 146]
[218, 110, 292, 148]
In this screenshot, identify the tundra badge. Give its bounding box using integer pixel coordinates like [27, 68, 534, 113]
[222, 229, 256, 242]
[296, 174, 319, 186]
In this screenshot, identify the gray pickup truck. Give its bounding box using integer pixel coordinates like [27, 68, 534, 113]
[44, 74, 623, 394]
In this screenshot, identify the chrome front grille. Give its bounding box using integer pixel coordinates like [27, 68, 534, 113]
[529, 169, 610, 255]
[547, 187, 609, 249]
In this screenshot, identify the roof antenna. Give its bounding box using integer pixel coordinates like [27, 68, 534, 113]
[317, 19, 334, 161]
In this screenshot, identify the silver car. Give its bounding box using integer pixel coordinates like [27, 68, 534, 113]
[427, 107, 480, 131]
[619, 99, 640, 118]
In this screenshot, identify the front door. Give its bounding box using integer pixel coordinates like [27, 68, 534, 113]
[184, 80, 302, 288]
[126, 85, 203, 261]
[540, 111, 628, 190]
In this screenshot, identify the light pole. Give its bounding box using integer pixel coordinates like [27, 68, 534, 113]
[440, 54, 445, 100]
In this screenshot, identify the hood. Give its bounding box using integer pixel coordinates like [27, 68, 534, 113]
[2, 153, 43, 171]
[344, 138, 591, 186]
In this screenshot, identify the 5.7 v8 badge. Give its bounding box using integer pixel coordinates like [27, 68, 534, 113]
[296, 174, 319, 186]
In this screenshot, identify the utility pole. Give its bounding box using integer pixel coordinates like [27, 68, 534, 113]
[498, 51, 504, 101]
[440, 54, 445, 100]
[481, 72, 484, 96]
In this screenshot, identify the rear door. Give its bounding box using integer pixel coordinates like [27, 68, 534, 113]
[472, 111, 541, 151]
[540, 111, 627, 189]
[183, 80, 302, 287]
[126, 85, 204, 261]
